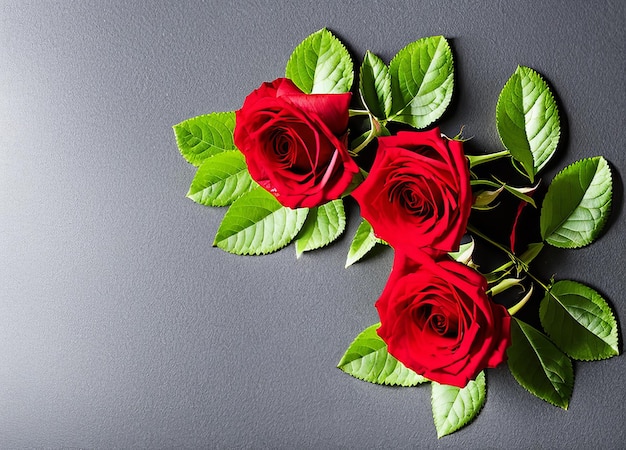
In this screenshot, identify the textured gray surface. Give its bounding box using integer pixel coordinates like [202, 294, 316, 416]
[1, 1, 625, 448]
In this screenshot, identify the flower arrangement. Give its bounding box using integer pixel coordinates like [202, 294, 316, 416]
[173, 29, 619, 437]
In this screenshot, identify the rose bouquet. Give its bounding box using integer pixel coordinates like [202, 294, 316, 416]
[173, 29, 619, 437]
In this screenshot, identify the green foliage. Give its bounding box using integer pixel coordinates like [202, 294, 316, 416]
[507, 318, 573, 409]
[496, 66, 560, 182]
[285, 28, 354, 94]
[431, 372, 486, 438]
[213, 187, 308, 255]
[173, 112, 236, 166]
[187, 150, 255, 206]
[540, 157, 612, 248]
[388, 36, 454, 129]
[345, 219, 381, 268]
[337, 323, 427, 386]
[449, 240, 475, 266]
[173, 31, 620, 440]
[295, 199, 346, 257]
[359, 51, 392, 119]
[540, 280, 619, 361]
[518, 242, 544, 266]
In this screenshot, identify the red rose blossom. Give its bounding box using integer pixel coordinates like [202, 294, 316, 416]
[351, 129, 471, 254]
[376, 251, 511, 388]
[234, 78, 359, 208]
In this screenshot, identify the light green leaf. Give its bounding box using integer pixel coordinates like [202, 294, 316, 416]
[345, 219, 380, 268]
[285, 28, 353, 94]
[388, 36, 454, 129]
[507, 318, 573, 409]
[449, 240, 475, 266]
[337, 323, 427, 386]
[496, 66, 560, 182]
[507, 284, 535, 316]
[213, 187, 308, 255]
[540, 280, 619, 361]
[359, 51, 392, 119]
[489, 277, 524, 295]
[186, 151, 255, 206]
[540, 157, 612, 248]
[173, 112, 236, 166]
[295, 199, 346, 257]
[431, 372, 486, 438]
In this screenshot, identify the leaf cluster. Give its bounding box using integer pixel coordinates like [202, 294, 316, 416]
[173, 28, 619, 438]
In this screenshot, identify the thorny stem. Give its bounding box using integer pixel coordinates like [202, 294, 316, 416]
[467, 224, 552, 315]
[467, 150, 511, 168]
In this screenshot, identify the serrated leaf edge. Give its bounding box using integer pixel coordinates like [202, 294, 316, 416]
[495, 66, 561, 181]
[541, 156, 613, 248]
[508, 318, 574, 410]
[285, 28, 354, 94]
[173, 111, 236, 166]
[540, 280, 619, 361]
[388, 35, 454, 129]
[431, 372, 486, 438]
[213, 188, 309, 255]
[186, 150, 255, 207]
[337, 323, 427, 387]
[295, 199, 346, 257]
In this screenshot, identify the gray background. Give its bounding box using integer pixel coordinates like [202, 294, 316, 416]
[1, 1, 625, 448]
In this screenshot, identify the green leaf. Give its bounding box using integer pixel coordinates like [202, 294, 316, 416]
[173, 112, 236, 166]
[498, 179, 538, 208]
[337, 323, 427, 386]
[489, 277, 524, 295]
[213, 187, 308, 255]
[540, 280, 619, 361]
[540, 157, 612, 248]
[449, 239, 475, 266]
[507, 318, 573, 409]
[345, 219, 380, 268]
[359, 51, 392, 119]
[431, 372, 486, 438]
[496, 66, 560, 182]
[285, 28, 353, 94]
[186, 151, 255, 206]
[388, 36, 454, 129]
[518, 242, 544, 266]
[473, 185, 505, 209]
[295, 199, 346, 257]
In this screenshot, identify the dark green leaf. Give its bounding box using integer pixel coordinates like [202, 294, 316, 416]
[507, 318, 573, 409]
[540, 280, 619, 360]
[518, 242, 544, 266]
[359, 51, 392, 119]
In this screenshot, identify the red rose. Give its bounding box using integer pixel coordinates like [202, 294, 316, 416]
[351, 129, 471, 253]
[234, 78, 359, 209]
[376, 251, 511, 388]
